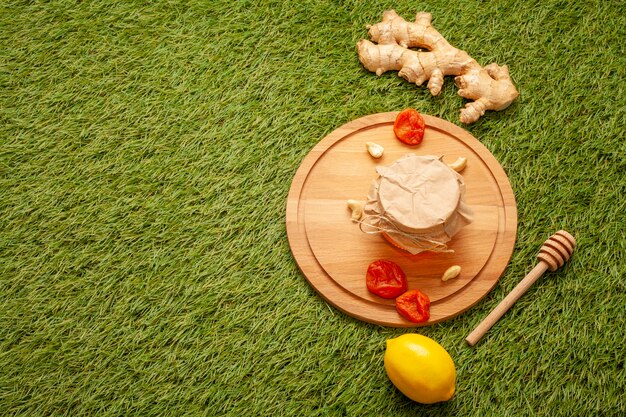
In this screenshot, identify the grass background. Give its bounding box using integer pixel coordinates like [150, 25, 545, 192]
[1, 0, 624, 415]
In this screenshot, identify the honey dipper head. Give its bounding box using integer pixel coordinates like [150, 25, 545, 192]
[537, 230, 576, 271]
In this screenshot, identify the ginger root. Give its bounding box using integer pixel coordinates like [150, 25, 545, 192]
[357, 10, 519, 123]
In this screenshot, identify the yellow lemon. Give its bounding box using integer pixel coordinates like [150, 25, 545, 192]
[384, 334, 456, 404]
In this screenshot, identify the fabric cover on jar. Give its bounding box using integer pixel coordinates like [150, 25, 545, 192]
[361, 154, 473, 255]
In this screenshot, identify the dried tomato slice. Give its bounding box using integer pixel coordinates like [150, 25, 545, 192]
[393, 108, 426, 145]
[366, 260, 408, 299]
[396, 289, 431, 323]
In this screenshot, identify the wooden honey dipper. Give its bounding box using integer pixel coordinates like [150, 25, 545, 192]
[466, 230, 576, 346]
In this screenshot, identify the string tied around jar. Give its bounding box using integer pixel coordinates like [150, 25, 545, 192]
[357, 214, 454, 253]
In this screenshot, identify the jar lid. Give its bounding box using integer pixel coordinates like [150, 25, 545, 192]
[377, 154, 461, 234]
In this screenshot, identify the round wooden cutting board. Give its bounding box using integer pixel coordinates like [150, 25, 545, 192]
[286, 112, 517, 326]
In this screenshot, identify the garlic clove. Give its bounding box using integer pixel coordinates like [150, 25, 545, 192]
[346, 200, 364, 222]
[365, 142, 384, 159]
[447, 156, 467, 172]
[441, 265, 461, 281]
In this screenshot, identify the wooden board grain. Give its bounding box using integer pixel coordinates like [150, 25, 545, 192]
[286, 112, 517, 326]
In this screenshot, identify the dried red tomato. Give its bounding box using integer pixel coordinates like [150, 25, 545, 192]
[393, 108, 426, 145]
[396, 289, 431, 323]
[366, 260, 408, 299]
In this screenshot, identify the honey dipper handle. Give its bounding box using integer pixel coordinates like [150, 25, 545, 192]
[465, 261, 549, 346]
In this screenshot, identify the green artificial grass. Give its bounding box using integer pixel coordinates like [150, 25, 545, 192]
[1, 0, 625, 415]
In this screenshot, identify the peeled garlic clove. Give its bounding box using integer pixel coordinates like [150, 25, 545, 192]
[447, 156, 467, 172]
[441, 265, 461, 281]
[365, 142, 384, 159]
[346, 200, 364, 222]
